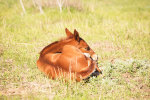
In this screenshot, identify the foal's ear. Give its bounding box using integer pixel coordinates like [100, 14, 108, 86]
[65, 28, 73, 37]
[74, 29, 80, 42]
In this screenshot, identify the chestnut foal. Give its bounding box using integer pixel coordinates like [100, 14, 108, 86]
[37, 28, 101, 81]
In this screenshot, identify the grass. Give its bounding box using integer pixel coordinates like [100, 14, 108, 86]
[0, 0, 150, 99]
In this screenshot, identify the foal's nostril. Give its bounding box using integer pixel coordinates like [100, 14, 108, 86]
[92, 54, 98, 61]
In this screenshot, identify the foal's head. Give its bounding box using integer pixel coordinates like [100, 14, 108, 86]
[65, 28, 98, 61]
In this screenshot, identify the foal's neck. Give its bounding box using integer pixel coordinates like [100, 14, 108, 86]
[40, 39, 72, 56]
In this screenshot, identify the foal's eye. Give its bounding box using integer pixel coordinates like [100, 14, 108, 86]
[85, 47, 90, 50]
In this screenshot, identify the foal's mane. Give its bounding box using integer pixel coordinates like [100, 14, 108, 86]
[40, 36, 73, 56]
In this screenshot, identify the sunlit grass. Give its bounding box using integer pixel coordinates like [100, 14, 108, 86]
[0, 0, 150, 99]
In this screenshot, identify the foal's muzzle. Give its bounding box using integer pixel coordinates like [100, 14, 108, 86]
[91, 54, 98, 61]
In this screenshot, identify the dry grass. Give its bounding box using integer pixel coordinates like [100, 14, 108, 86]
[0, 0, 150, 99]
[30, 0, 83, 11]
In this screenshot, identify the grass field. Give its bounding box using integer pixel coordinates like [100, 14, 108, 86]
[0, 0, 150, 99]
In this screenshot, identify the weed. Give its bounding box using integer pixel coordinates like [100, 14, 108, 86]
[0, 0, 150, 99]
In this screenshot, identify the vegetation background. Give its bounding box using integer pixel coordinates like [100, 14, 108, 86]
[0, 0, 150, 99]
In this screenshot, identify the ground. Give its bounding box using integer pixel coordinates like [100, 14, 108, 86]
[0, 0, 150, 99]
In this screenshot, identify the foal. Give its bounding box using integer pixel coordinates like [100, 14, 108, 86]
[37, 28, 101, 81]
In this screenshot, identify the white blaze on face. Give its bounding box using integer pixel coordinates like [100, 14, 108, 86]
[83, 53, 90, 58]
[83, 53, 98, 61]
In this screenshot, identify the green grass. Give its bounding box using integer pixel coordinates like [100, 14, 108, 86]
[0, 0, 150, 99]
